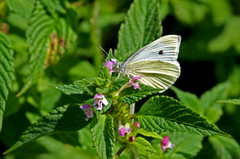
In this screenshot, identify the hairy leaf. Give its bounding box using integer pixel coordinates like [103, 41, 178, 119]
[115, 0, 161, 61]
[137, 96, 231, 136]
[0, 31, 14, 130]
[91, 114, 115, 159]
[3, 104, 90, 154]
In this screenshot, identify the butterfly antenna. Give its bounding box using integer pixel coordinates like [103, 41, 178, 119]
[97, 44, 118, 62]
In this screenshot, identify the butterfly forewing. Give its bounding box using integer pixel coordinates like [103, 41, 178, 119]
[121, 35, 181, 69]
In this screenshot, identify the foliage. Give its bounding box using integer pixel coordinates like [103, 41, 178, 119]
[0, 0, 240, 159]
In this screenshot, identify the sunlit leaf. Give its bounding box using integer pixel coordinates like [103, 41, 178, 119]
[137, 96, 231, 136]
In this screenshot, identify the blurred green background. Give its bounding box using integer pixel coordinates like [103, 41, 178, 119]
[0, 0, 240, 158]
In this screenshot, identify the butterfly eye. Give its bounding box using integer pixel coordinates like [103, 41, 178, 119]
[158, 50, 163, 54]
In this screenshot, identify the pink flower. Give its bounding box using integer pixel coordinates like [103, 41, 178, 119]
[80, 104, 94, 121]
[118, 124, 131, 137]
[129, 136, 135, 142]
[161, 136, 174, 152]
[134, 122, 140, 128]
[93, 94, 108, 110]
[104, 59, 116, 75]
[128, 76, 142, 90]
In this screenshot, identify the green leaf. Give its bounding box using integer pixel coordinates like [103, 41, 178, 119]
[17, 1, 77, 97]
[200, 82, 231, 123]
[200, 82, 231, 110]
[171, 86, 201, 113]
[3, 104, 90, 154]
[98, 65, 111, 82]
[137, 96, 231, 137]
[118, 84, 162, 104]
[171, 1, 208, 25]
[115, 0, 161, 61]
[91, 114, 115, 159]
[209, 136, 240, 159]
[0, 31, 14, 131]
[216, 99, 240, 105]
[137, 129, 162, 139]
[163, 132, 203, 159]
[133, 137, 155, 152]
[6, 0, 35, 20]
[41, 0, 65, 13]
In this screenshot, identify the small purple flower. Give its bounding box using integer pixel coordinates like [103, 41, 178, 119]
[129, 136, 135, 142]
[93, 94, 108, 110]
[118, 124, 131, 137]
[161, 136, 174, 152]
[128, 76, 142, 90]
[104, 59, 116, 75]
[134, 122, 140, 128]
[80, 104, 94, 121]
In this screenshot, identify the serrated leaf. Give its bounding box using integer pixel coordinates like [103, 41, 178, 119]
[3, 104, 90, 154]
[91, 114, 115, 159]
[6, 0, 35, 20]
[133, 137, 155, 152]
[163, 132, 203, 159]
[137, 96, 231, 137]
[115, 0, 161, 61]
[209, 136, 240, 159]
[0, 31, 14, 130]
[17, 1, 77, 97]
[118, 84, 162, 104]
[216, 99, 240, 105]
[138, 129, 162, 139]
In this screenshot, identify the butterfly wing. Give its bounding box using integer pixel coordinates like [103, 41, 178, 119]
[121, 35, 181, 69]
[125, 60, 180, 92]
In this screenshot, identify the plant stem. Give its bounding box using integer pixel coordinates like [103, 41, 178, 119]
[114, 145, 127, 158]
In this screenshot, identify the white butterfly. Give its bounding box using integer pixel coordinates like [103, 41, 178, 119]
[113, 35, 181, 93]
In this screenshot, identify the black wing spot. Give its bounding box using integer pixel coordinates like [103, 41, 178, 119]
[158, 50, 163, 54]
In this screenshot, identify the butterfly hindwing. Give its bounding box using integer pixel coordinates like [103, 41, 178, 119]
[125, 60, 180, 92]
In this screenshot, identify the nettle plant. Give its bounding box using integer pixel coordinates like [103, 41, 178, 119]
[2, 0, 236, 159]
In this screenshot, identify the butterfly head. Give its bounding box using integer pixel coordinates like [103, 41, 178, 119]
[113, 62, 125, 75]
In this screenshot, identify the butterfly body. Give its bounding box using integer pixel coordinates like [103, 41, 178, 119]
[113, 35, 181, 92]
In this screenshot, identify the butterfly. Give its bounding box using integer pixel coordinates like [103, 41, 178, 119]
[100, 35, 181, 93]
[113, 35, 181, 93]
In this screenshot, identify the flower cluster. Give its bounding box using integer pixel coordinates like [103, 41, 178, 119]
[80, 93, 108, 121]
[118, 123, 131, 137]
[104, 59, 116, 75]
[161, 136, 174, 152]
